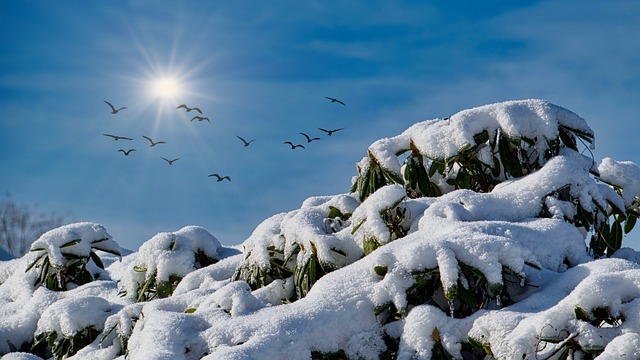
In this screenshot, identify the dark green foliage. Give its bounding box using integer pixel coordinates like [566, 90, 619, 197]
[32, 326, 101, 360]
[311, 349, 349, 360]
[132, 267, 182, 302]
[26, 238, 117, 291]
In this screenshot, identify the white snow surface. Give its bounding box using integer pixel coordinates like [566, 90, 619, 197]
[368, 99, 593, 175]
[1, 100, 640, 359]
[598, 157, 640, 207]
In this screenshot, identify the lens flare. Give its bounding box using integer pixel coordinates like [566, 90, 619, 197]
[151, 77, 182, 99]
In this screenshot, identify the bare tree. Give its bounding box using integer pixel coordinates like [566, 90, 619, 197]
[0, 195, 67, 258]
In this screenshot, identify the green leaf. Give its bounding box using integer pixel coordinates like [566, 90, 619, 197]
[363, 236, 381, 256]
[374, 265, 388, 277]
[624, 213, 637, 234]
[558, 126, 577, 151]
[60, 238, 82, 248]
[575, 306, 590, 321]
[90, 251, 105, 269]
[184, 308, 197, 314]
[25, 253, 47, 273]
[90, 237, 110, 244]
[327, 206, 343, 219]
[473, 130, 489, 145]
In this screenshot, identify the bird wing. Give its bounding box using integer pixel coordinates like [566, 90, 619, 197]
[118, 149, 125, 152]
[317, 128, 329, 134]
[121, 136, 134, 140]
[237, 136, 248, 144]
[103, 133, 117, 139]
[333, 127, 345, 132]
[284, 141, 294, 147]
[300, 132, 311, 141]
[103, 100, 116, 111]
[193, 107, 203, 114]
[224, 176, 231, 181]
[336, 99, 346, 106]
[176, 104, 187, 110]
[142, 135, 154, 144]
[298, 144, 306, 149]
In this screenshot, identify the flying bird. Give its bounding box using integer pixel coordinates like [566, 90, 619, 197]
[103, 133, 134, 141]
[325, 97, 346, 106]
[317, 127, 345, 136]
[118, 149, 137, 156]
[300, 132, 320, 143]
[208, 173, 231, 182]
[103, 100, 127, 114]
[191, 116, 210, 123]
[161, 157, 180, 165]
[284, 141, 305, 149]
[236, 136, 256, 147]
[142, 135, 166, 147]
[176, 104, 203, 114]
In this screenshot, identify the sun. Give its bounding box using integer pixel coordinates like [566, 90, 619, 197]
[150, 77, 182, 100]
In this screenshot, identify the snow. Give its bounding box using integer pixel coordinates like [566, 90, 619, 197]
[598, 157, 640, 207]
[368, 99, 593, 175]
[1, 99, 640, 359]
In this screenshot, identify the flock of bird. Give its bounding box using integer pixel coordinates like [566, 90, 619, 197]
[100, 97, 347, 185]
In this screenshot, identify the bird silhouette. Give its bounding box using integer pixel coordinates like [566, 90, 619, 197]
[236, 136, 256, 147]
[191, 116, 210, 123]
[208, 173, 231, 182]
[161, 157, 180, 165]
[103, 133, 133, 141]
[317, 127, 345, 136]
[325, 97, 346, 106]
[118, 149, 137, 156]
[300, 132, 321, 143]
[176, 104, 203, 114]
[284, 141, 305, 149]
[104, 100, 127, 114]
[142, 135, 166, 147]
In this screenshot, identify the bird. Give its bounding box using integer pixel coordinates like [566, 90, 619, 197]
[103, 133, 134, 141]
[208, 173, 231, 182]
[176, 104, 203, 114]
[236, 136, 256, 147]
[191, 116, 210, 123]
[118, 149, 136, 156]
[103, 100, 127, 114]
[284, 141, 305, 149]
[161, 157, 180, 165]
[300, 132, 321, 143]
[325, 97, 346, 106]
[317, 127, 345, 136]
[142, 135, 166, 147]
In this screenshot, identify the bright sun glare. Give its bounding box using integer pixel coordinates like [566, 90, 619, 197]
[151, 77, 182, 99]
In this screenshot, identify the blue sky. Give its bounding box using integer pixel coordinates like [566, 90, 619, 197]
[1, 1, 639, 251]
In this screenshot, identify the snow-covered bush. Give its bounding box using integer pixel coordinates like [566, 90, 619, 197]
[26, 222, 121, 291]
[119, 226, 222, 302]
[1, 99, 640, 359]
